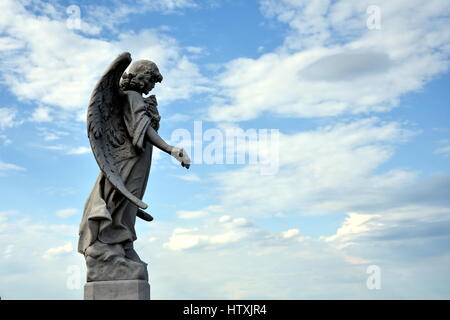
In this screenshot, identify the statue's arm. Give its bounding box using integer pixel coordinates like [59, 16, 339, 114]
[145, 125, 191, 169]
[145, 125, 173, 154]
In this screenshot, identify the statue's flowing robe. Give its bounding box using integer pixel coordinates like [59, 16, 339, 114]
[78, 91, 157, 254]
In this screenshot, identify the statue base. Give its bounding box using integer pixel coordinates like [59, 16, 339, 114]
[84, 280, 150, 300]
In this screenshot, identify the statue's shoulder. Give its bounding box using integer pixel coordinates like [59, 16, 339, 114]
[123, 89, 142, 99]
[123, 90, 145, 106]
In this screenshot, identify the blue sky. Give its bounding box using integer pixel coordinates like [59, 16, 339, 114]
[0, 0, 449, 299]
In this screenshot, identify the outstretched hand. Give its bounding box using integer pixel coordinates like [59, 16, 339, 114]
[171, 147, 191, 169]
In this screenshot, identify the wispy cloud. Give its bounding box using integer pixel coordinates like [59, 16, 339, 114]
[0, 135, 12, 146]
[0, 161, 25, 174]
[41, 242, 73, 260]
[56, 208, 78, 218]
[174, 173, 201, 182]
[0, 108, 18, 130]
[36, 127, 69, 142]
[32, 144, 91, 155]
[176, 209, 208, 219]
[66, 147, 91, 155]
[435, 140, 450, 156]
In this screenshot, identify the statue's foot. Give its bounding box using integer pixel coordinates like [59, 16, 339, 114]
[85, 241, 148, 282]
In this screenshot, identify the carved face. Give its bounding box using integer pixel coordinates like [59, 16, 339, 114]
[135, 73, 154, 94]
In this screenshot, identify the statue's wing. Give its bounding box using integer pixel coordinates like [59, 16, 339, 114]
[87, 52, 148, 210]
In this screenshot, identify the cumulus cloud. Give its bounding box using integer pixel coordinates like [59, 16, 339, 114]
[1, 205, 449, 299]
[326, 213, 381, 246]
[42, 242, 73, 260]
[211, 118, 425, 217]
[1, 0, 448, 300]
[163, 215, 255, 251]
[324, 205, 450, 277]
[0, 0, 209, 122]
[30, 106, 53, 123]
[208, 0, 450, 121]
[134, 204, 450, 299]
[282, 228, 300, 239]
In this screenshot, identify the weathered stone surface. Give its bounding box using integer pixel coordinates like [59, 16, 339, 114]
[84, 280, 150, 300]
[85, 241, 148, 282]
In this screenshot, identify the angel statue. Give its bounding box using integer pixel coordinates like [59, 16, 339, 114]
[78, 52, 190, 283]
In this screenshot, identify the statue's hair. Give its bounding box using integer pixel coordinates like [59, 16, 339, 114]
[120, 60, 163, 92]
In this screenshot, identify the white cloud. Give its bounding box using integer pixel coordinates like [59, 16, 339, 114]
[326, 213, 381, 244]
[185, 46, 204, 54]
[38, 144, 66, 151]
[163, 227, 243, 251]
[0, 0, 449, 300]
[3, 244, 13, 259]
[209, 231, 245, 244]
[80, 0, 197, 34]
[435, 141, 450, 156]
[0, 212, 83, 299]
[32, 143, 91, 155]
[66, 147, 90, 155]
[36, 127, 69, 142]
[219, 215, 231, 223]
[42, 242, 73, 260]
[212, 118, 418, 217]
[174, 173, 201, 182]
[56, 208, 78, 218]
[0, 108, 18, 130]
[343, 255, 372, 265]
[164, 233, 209, 251]
[1, 205, 449, 299]
[282, 228, 300, 239]
[0, 0, 209, 122]
[208, 0, 450, 121]
[163, 214, 255, 251]
[176, 209, 208, 219]
[165, 113, 192, 122]
[30, 106, 53, 122]
[136, 202, 450, 299]
[0, 135, 12, 145]
[176, 205, 222, 220]
[0, 161, 25, 173]
[325, 205, 450, 269]
[230, 217, 251, 227]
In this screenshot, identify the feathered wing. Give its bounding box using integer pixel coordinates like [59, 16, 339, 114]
[87, 52, 148, 210]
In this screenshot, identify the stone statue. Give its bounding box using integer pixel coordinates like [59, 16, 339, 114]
[78, 52, 190, 299]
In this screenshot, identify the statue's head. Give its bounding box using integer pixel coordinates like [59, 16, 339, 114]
[120, 60, 163, 94]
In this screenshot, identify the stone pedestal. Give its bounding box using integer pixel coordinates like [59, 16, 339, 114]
[84, 280, 150, 300]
